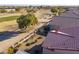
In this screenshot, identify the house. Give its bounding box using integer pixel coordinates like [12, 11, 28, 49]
[42, 7, 79, 54]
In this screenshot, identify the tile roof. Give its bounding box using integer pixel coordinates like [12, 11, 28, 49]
[49, 16, 79, 29]
[42, 8, 79, 51]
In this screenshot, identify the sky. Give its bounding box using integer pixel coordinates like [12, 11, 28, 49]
[0, 0, 79, 6]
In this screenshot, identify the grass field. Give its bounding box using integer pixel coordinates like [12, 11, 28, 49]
[0, 16, 20, 22]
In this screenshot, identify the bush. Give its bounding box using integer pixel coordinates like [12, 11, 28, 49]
[34, 40, 37, 43]
[26, 43, 31, 46]
[31, 40, 37, 44]
[16, 43, 22, 48]
[7, 46, 15, 54]
[26, 40, 37, 46]
[37, 37, 42, 39]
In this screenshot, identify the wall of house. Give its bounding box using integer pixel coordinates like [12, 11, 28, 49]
[43, 48, 79, 54]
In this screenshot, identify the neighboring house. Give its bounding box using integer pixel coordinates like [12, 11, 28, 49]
[42, 8, 79, 54]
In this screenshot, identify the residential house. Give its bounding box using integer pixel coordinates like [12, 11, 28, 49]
[42, 7, 79, 54]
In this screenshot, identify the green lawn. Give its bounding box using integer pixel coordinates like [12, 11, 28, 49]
[0, 16, 20, 22]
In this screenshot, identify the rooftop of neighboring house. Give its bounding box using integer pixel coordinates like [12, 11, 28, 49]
[42, 7, 79, 51]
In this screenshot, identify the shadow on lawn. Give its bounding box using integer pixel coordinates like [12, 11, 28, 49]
[0, 31, 20, 41]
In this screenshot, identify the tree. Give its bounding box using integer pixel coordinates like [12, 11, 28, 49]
[51, 7, 65, 16]
[17, 13, 38, 32]
[17, 15, 30, 31]
[25, 13, 38, 25]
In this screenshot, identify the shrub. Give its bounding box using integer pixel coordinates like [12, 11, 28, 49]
[37, 37, 42, 39]
[7, 46, 14, 54]
[26, 40, 37, 46]
[26, 43, 31, 46]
